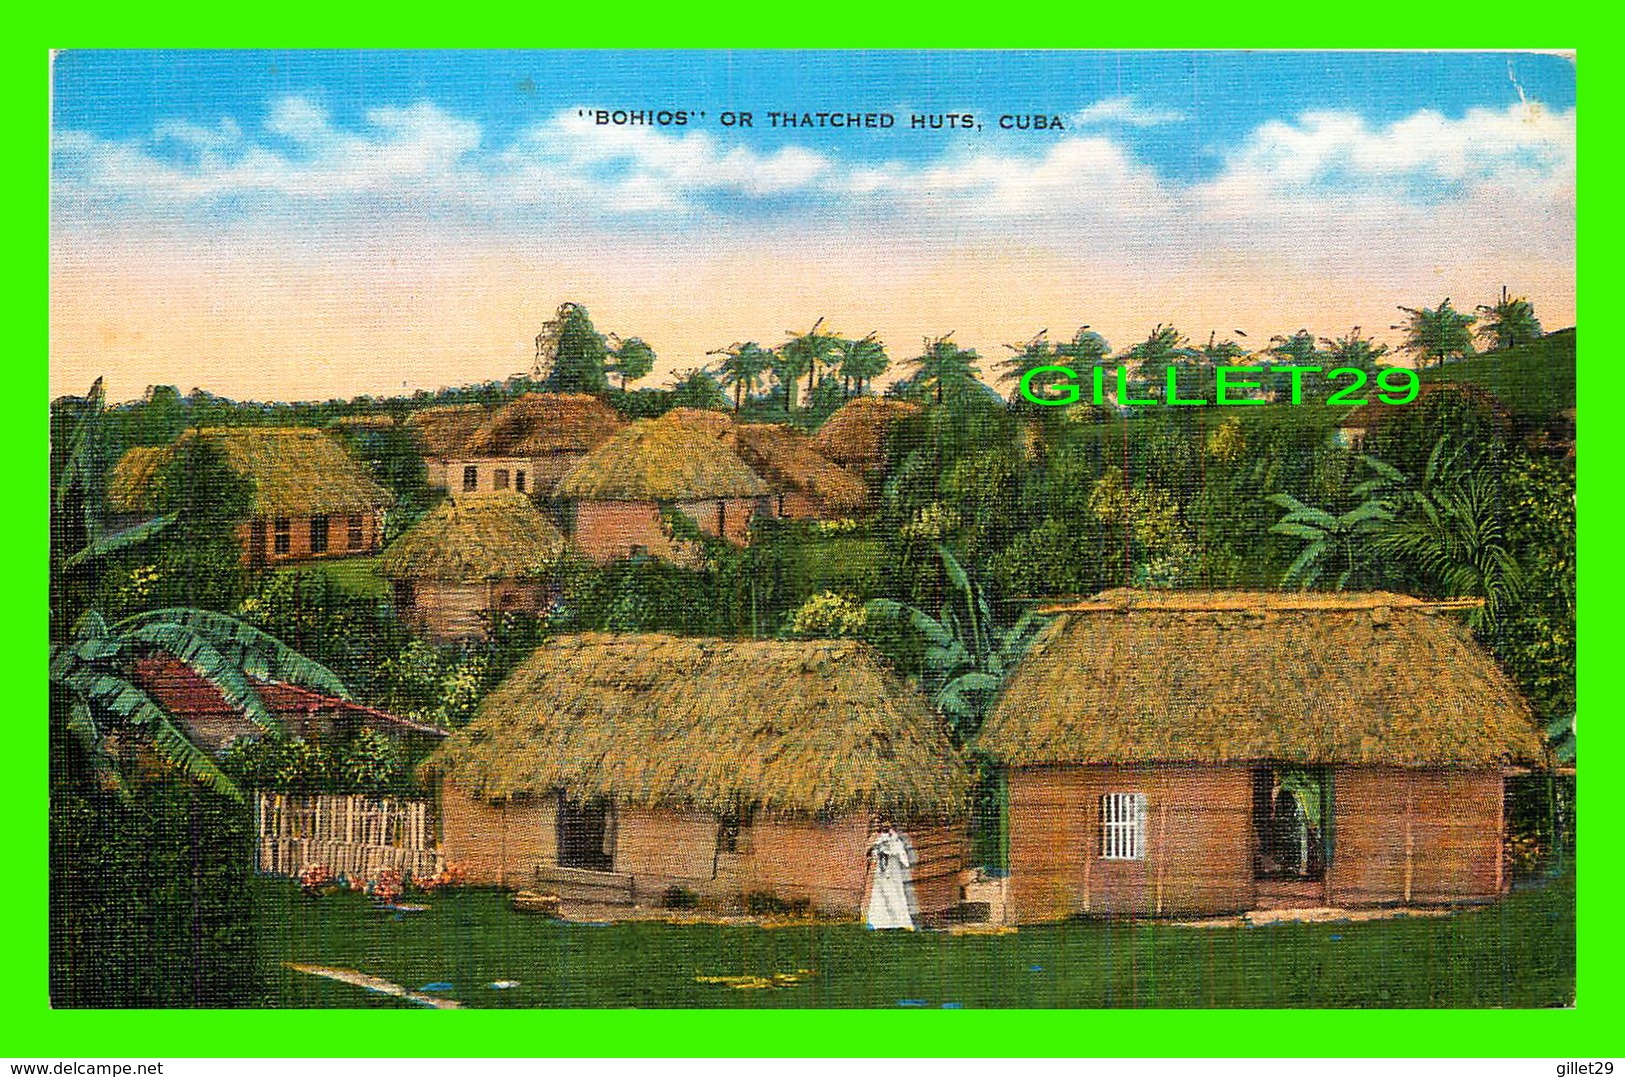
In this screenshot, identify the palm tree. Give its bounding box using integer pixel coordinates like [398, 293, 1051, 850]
[1372, 441, 1523, 629]
[1319, 327, 1390, 374]
[1121, 324, 1198, 400]
[994, 329, 1055, 388]
[1397, 299, 1476, 367]
[710, 342, 774, 412]
[833, 332, 890, 397]
[779, 318, 840, 408]
[1476, 286, 1543, 352]
[907, 334, 984, 406]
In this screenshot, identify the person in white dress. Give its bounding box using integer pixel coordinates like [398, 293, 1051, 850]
[865, 821, 915, 930]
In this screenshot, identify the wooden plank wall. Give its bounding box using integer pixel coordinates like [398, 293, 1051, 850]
[1326, 767, 1504, 905]
[1007, 764, 1255, 923]
[437, 781, 556, 887]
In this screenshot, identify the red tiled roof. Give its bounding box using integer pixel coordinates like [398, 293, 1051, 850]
[135, 656, 447, 739]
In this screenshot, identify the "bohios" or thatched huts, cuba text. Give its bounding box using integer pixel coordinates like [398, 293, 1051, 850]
[378, 493, 567, 641]
[426, 633, 973, 915]
[109, 427, 395, 568]
[977, 590, 1548, 923]
[554, 415, 771, 564]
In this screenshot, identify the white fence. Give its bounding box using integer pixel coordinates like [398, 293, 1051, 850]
[255, 792, 444, 880]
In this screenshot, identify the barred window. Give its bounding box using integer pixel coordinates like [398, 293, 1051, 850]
[1100, 792, 1146, 860]
[494, 468, 510, 491]
[463, 466, 478, 492]
[515, 470, 527, 493]
[347, 514, 365, 549]
[273, 517, 291, 555]
[309, 515, 329, 554]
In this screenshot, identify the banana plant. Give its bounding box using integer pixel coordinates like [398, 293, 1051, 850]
[866, 545, 1047, 740]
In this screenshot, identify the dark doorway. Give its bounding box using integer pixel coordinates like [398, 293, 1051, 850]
[1252, 766, 1331, 882]
[557, 797, 614, 871]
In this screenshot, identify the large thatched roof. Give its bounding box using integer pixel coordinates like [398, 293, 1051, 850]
[463, 393, 625, 457]
[378, 493, 565, 582]
[980, 590, 1545, 769]
[812, 396, 920, 468]
[730, 424, 870, 515]
[426, 634, 972, 817]
[405, 404, 495, 458]
[554, 415, 770, 501]
[108, 428, 394, 517]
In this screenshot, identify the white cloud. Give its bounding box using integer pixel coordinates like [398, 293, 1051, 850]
[1072, 96, 1185, 127]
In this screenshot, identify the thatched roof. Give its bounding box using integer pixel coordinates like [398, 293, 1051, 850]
[812, 397, 921, 468]
[463, 393, 625, 457]
[662, 407, 735, 439]
[730, 424, 870, 514]
[378, 493, 565, 582]
[554, 415, 770, 501]
[426, 634, 972, 817]
[108, 428, 394, 517]
[406, 404, 495, 457]
[980, 590, 1545, 769]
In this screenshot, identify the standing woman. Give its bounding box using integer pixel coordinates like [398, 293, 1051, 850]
[865, 820, 915, 930]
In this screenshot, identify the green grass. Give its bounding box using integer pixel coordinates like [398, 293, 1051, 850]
[254, 875, 1574, 1008]
[273, 555, 391, 600]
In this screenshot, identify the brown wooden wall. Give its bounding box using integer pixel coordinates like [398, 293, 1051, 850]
[437, 784, 966, 916]
[1006, 764, 1256, 923]
[400, 579, 548, 642]
[570, 498, 763, 565]
[1326, 766, 1504, 906]
[236, 512, 383, 567]
[438, 781, 556, 888]
[1007, 763, 1509, 923]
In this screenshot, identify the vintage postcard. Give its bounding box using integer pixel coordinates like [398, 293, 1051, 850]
[48, 49, 1575, 1010]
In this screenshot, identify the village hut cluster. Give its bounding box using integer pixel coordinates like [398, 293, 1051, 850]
[111, 395, 1552, 924]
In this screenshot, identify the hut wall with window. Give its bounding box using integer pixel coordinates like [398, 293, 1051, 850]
[444, 393, 626, 499]
[109, 428, 395, 568]
[977, 591, 1547, 923]
[405, 403, 497, 490]
[556, 416, 771, 564]
[427, 634, 973, 916]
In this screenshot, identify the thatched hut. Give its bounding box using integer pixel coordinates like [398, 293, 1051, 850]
[554, 415, 771, 564]
[443, 393, 626, 498]
[427, 633, 972, 914]
[661, 409, 870, 520]
[378, 493, 566, 641]
[977, 590, 1547, 923]
[730, 423, 870, 520]
[109, 427, 395, 568]
[405, 404, 496, 489]
[812, 396, 921, 474]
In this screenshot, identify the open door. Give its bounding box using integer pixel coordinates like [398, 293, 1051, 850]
[556, 797, 615, 872]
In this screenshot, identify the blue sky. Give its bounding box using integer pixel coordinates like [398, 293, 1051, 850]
[50, 50, 1576, 401]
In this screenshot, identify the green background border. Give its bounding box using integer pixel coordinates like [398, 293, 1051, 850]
[18, 16, 1611, 1057]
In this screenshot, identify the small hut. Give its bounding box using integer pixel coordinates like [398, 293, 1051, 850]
[661, 410, 870, 520]
[447, 393, 626, 498]
[405, 404, 496, 489]
[554, 415, 771, 564]
[812, 396, 921, 474]
[378, 493, 567, 641]
[427, 633, 972, 914]
[977, 590, 1547, 923]
[730, 423, 870, 520]
[108, 427, 395, 568]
